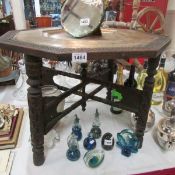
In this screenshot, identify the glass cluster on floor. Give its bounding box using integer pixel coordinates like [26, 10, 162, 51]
[66, 108, 140, 168]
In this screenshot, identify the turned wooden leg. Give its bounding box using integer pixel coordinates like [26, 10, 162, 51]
[106, 60, 114, 100]
[25, 55, 44, 166]
[136, 56, 160, 148]
[81, 63, 87, 111]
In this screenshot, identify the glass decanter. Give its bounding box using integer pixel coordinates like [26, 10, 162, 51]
[72, 114, 82, 141]
[83, 132, 96, 151]
[90, 109, 102, 139]
[110, 64, 123, 114]
[137, 59, 167, 105]
[117, 129, 140, 157]
[66, 133, 80, 161]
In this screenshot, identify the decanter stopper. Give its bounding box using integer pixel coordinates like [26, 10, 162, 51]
[90, 109, 102, 139]
[72, 114, 82, 141]
[66, 133, 81, 161]
[83, 132, 96, 150]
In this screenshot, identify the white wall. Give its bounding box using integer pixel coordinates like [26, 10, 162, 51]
[10, 0, 26, 30]
[165, 0, 175, 49]
[167, 0, 175, 11]
[34, 0, 41, 17]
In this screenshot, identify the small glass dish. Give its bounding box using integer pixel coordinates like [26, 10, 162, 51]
[117, 129, 140, 157]
[83, 149, 104, 168]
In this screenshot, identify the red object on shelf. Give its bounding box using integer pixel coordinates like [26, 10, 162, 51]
[122, 0, 169, 64]
[123, 0, 169, 22]
[134, 167, 175, 175]
[35, 16, 52, 28]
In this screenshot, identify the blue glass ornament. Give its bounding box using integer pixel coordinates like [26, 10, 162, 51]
[116, 129, 140, 157]
[72, 114, 82, 141]
[90, 109, 102, 139]
[66, 133, 81, 161]
[83, 132, 96, 150]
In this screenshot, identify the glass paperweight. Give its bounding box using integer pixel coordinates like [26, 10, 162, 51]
[90, 109, 102, 139]
[83, 132, 96, 150]
[117, 129, 140, 157]
[72, 114, 82, 141]
[83, 149, 104, 168]
[101, 132, 114, 150]
[66, 133, 80, 161]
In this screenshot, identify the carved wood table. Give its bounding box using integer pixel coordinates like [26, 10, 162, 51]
[0, 28, 170, 166]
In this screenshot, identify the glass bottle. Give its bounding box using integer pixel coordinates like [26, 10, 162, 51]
[137, 59, 167, 105]
[152, 58, 167, 105]
[72, 114, 82, 141]
[83, 132, 96, 151]
[110, 64, 123, 114]
[90, 109, 102, 139]
[66, 133, 81, 161]
[162, 68, 175, 115]
[124, 65, 137, 88]
[137, 60, 148, 90]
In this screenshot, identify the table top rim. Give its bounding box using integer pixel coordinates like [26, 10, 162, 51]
[0, 28, 171, 60]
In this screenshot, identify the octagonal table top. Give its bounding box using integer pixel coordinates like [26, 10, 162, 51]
[0, 27, 170, 60]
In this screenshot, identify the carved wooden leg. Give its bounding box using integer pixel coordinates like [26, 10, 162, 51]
[81, 63, 87, 111]
[136, 56, 160, 148]
[25, 55, 44, 166]
[106, 60, 114, 100]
